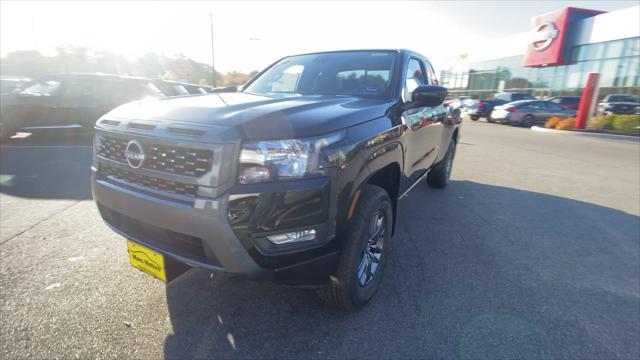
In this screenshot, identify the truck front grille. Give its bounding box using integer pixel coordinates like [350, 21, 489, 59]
[96, 135, 213, 177]
[100, 163, 197, 198]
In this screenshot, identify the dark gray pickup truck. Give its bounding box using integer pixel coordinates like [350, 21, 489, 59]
[92, 49, 462, 309]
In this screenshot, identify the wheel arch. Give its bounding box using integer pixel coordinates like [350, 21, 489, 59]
[361, 162, 402, 235]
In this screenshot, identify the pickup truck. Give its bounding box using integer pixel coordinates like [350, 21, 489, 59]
[92, 49, 462, 309]
[466, 92, 535, 121]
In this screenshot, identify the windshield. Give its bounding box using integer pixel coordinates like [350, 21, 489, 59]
[608, 95, 639, 103]
[19, 79, 61, 96]
[244, 51, 397, 99]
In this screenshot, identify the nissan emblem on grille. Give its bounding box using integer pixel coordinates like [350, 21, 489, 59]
[125, 140, 145, 168]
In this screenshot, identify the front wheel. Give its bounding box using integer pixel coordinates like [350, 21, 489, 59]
[470, 115, 479, 121]
[427, 138, 456, 189]
[316, 185, 392, 310]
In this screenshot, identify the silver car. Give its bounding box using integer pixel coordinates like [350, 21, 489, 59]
[490, 100, 577, 126]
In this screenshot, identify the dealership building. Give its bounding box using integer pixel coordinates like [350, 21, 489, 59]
[440, 6, 640, 100]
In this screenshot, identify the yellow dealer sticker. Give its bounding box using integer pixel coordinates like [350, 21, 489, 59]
[126, 240, 166, 282]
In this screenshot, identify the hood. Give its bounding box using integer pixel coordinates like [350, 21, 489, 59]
[105, 92, 394, 140]
[603, 102, 640, 106]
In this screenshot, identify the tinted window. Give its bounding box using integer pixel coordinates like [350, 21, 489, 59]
[405, 59, 426, 102]
[526, 102, 544, 109]
[61, 78, 133, 102]
[20, 79, 62, 96]
[62, 78, 102, 98]
[244, 51, 396, 99]
[607, 95, 639, 103]
[172, 85, 189, 95]
[543, 102, 564, 110]
[129, 82, 165, 99]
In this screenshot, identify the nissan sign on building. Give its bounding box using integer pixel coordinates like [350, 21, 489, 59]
[440, 5, 639, 101]
[523, 7, 604, 67]
[530, 22, 558, 52]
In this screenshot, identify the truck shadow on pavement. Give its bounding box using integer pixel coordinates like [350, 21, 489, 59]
[163, 180, 640, 359]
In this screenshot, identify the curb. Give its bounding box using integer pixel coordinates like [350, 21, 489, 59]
[530, 126, 640, 142]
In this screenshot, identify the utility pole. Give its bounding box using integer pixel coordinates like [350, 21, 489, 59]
[210, 11, 216, 87]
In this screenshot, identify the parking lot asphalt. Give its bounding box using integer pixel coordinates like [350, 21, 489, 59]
[1, 120, 639, 359]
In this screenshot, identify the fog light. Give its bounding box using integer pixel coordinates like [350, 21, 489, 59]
[266, 229, 316, 245]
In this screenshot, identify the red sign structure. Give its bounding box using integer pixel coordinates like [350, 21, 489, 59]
[575, 73, 599, 129]
[523, 7, 604, 67]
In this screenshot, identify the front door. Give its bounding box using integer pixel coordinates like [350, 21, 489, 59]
[401, 58, 444, 186]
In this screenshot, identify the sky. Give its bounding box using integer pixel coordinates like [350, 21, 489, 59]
[1, 0, 637, 74]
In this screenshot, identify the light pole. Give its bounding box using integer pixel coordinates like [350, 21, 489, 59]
[210, 12, 216, 87]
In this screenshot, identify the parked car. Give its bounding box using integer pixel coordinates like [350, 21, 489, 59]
[182, 83, 208, 94]
[490, 100, 577, 126]
[444, 96, 469, 109]
[597, 94, 640, 116]
[206, 85, 241, 93]
[0, 73, 165, 140]
[547, 96, 581, 110]
[466, 92, 535, 121]
[0, 77, 31, 94]
[154, 80, 208, 96]
[92, 49, 462, 309]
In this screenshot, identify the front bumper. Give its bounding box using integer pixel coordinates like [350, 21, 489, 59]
[92, 167, 339, 286]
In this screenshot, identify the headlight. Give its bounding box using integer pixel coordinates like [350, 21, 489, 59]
[238, 131, 344, 184]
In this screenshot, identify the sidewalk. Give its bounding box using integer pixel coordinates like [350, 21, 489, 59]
[531, 126, 640, 142]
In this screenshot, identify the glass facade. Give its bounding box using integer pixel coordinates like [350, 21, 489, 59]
[440, 37, 640, 99]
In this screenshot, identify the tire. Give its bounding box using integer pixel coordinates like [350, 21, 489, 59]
[522, 115, 535, 127]
[470, 115, 479, 121]
[316, 184, 393, 310]
[427, 138, 456, 189]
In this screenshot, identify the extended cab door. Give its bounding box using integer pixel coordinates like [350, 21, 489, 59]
[401, 58, 445, 186]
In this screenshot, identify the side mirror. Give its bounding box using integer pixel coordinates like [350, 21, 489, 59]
[411, 85, 448, 108]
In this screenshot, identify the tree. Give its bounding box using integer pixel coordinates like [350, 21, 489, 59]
[0, 50, 53, 78]
[0, 46, 259, 87]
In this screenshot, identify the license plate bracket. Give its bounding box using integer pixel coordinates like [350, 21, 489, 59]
[127, 240, 166, 282]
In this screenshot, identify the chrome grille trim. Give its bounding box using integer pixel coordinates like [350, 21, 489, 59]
[96, 134, 213, 177]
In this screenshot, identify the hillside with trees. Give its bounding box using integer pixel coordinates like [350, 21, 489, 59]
[0, 46, 258, 86]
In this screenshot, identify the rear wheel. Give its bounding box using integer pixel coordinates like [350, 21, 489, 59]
[427, 138, 456, 189]
[470, 115, 479, 121]
[316, 185, 392, 310]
